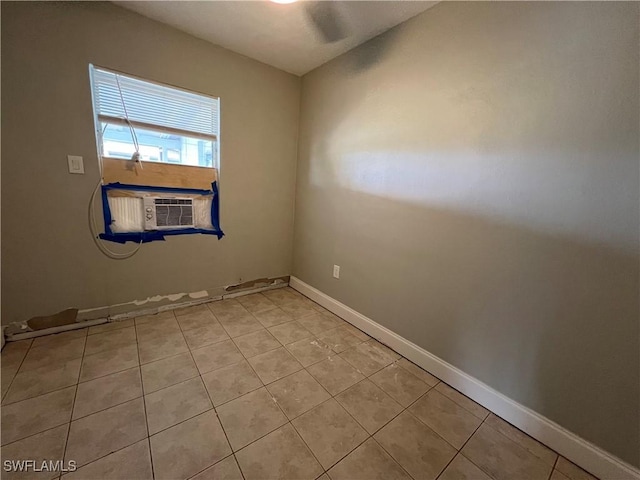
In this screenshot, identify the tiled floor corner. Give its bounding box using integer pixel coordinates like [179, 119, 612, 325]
[0, 287, 599, 480]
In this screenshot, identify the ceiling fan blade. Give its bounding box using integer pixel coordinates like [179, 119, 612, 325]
[304, 2, 348, 43]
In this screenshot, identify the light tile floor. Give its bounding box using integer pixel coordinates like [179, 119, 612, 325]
[1, 287, 599, 480]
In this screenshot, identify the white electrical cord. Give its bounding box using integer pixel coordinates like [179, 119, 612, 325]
[88, 74, 143, 260]
[115, 75, 143, 168]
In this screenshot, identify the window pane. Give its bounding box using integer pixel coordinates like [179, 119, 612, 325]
[101, 122, 215, 168]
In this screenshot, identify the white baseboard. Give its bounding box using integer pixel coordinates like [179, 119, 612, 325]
[7, 318, 108, 341]
[289, 276, 640, 480]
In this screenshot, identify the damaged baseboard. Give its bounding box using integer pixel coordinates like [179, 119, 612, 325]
[225, 275, 289, 294]
[289, 276, 640, 480]
[78, 276, 290, 321]
[107, 295, 223, 321]
[76, 289, 222, 322]
[107, 276, 290, 321]
[6, 318, 108, 342]
[4, 276, 290, 343]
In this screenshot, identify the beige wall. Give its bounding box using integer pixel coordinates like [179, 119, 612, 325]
[1, 2, 300, 323]
[294, 2, 639, 467]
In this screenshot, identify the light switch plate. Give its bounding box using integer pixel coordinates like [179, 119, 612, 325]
[67, 155, 84, 174]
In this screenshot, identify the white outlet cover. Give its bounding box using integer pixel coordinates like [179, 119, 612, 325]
[333, 265, 340, 279]
[67, 155, 84, 174]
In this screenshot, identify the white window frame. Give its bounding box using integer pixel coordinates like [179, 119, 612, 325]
[89, 64, 221, 170]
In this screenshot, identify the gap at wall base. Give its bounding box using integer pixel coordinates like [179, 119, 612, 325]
[3, 281, 289, 345]
[289, 276, 640, 480]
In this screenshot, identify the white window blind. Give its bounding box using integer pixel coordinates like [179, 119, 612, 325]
[90, 66, 219, 140]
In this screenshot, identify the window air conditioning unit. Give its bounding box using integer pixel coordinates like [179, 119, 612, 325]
[144, 197, 194, 230]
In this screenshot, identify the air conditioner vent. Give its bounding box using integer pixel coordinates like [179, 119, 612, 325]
[144, 197, 194, 230]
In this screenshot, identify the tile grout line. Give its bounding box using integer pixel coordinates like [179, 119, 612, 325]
[59, 331, 87, 476]
[66, 365, 316, 480]
[472, 409, 561, 478]
[185, 452, 238, 480]
[434, 413, 489, 480]
[134, 315, 156, 480]
[225, 299, 328, 477]
[57, 341, 151, 477]
[256, 299, 400, 475]
[360, 436, 416, 480]
[346, 377, 437, 480]
[431, 383, 491, 421]
[86, 319, 133, 336]
[77, 343, 140, 383]
[2, 368, 84, 408]
[414, 381, 561, 477]
[10, 372, 145, 424]
[1, 338, 36, 403]
[3, 334, 88, 400]
[294, 331, 430, 476]
[57, 431, 151, 477]
[279, 404, 330, 476]
[319, 334, 478, 479]
[276, 336, 387, 475]
[436, 397, 558, 480]
[291, 393, 374, 475]
[82, 329, 138, 358]
[213, 295, 361, 476]
[176, 305, 247, 480]
[548, 454, 561, 480]
[339, 345, 485, 480]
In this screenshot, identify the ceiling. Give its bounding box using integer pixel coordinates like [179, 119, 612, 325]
[114, 1, 438, 76]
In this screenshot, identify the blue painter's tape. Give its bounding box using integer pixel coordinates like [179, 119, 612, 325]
[101, 184, 114, 236]
[99, 228, 222, 244]
[210, 181, 222, 232]
[99, 182, 224, 244]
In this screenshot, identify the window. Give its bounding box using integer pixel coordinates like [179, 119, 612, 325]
[89, 66, 219, 168]
[88, 66, 223, 245]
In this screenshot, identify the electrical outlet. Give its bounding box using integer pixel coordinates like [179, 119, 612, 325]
[333, 265, 340, 279]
